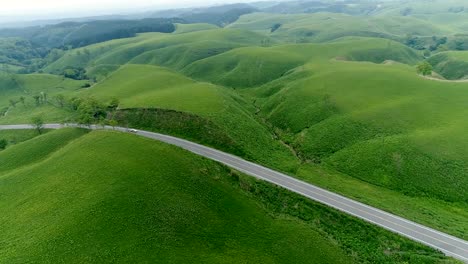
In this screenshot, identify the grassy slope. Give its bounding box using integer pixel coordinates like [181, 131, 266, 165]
[428, 51, 468, 80]
[87, 64, 298, 171]
[0, 129, 455, 263]
[88, 64, 225, 114]
[241, 52, 468, 237]
[0, 128, 88, 175]
[0, 129, 48, 148]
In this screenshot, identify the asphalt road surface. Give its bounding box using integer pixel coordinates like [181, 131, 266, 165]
[1, 124, 468, 262]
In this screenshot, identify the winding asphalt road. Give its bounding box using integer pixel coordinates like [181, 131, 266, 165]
[1, 124, 468, 262]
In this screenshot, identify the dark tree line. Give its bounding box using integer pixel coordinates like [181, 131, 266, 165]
[0, 18, 183, 49]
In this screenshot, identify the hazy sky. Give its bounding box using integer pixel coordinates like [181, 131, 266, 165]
[0, 0, 257, 16]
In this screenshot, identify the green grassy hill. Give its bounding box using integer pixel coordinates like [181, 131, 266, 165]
[86, 64, 299, 172]
[88, 64, 225, 114]
[238, 54, 468, 239]
[250, 58, 468, 204]
[0, 129, 47, 148]
[428, 51, 468, 80]
[0, 129, 455, 263]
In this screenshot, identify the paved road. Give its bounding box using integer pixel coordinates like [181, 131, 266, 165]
[2, 124, 468, 262]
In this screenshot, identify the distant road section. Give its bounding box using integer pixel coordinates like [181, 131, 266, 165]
[1, 124, 468, 262]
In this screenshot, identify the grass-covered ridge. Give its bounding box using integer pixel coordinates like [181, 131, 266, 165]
[0, 129, 456, 263]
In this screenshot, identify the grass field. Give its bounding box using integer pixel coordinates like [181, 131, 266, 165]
[0, 129, 456, 263]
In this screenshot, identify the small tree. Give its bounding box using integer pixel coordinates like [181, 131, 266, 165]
[108, 98, 120, 111]
[31, 116, 44, 134]
[109, 119, 118, 130]
[19, 96, 25, 105]
[78, 113, 93, 127]
[0, 139, 7, 150]
[417, 61, 433, 76]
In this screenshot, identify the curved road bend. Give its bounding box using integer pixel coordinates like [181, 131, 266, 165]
[1, 124, 468, 262]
